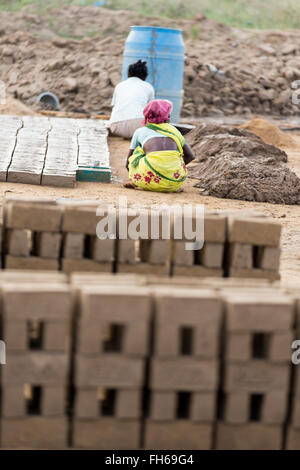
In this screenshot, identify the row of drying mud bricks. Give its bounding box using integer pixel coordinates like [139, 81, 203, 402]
[1, 273, 300, 449]
[1, 200, 281, 280]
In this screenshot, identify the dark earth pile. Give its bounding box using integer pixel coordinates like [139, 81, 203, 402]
[187, 123, 300, 205]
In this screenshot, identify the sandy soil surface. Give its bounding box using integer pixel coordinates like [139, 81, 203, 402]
[0, 133, 299, 285]
[2, 6, 300, 118]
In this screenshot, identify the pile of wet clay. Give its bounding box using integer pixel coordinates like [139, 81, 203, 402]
[187, 122, 300, 204]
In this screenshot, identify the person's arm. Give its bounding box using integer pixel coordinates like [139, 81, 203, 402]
[182, 143, 195, 165]
[126, 130, 139, 170]
[126, 149, 134, 171]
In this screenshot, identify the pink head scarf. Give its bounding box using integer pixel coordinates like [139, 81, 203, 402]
[142, 99, 173, 126]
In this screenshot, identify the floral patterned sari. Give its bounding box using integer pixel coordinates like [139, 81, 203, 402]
[128, 123, 187, 192]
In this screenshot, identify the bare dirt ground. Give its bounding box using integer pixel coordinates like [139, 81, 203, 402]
[2, 6, 300, 118]
[0, 133, 299, 285]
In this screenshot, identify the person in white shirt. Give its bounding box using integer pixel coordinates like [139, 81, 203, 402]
[110, 60, 155, 139]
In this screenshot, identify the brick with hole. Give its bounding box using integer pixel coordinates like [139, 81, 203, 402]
[216, 422, 282, 450]
[223, 391, 288, 424]
[229, 243, 253, 269]
[153, 288, 222, 358]
[36, 232, 62, 259]
[6, 229, 33, 257]
[2, 385, 65, 417]
[149, 390, 216, 422]
[154, 323, 220, 359]
[225, 331, 292, 363]
[63, 233, 85, 259]
[145, 421, 213, 450]
[78, 285, 151, 356]
[74, 387, 142, 420]
[73, 418, 140, 449]
[6, 202, 63, 232]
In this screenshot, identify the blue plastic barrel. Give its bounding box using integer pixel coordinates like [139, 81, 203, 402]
[122, 26, 185, 123]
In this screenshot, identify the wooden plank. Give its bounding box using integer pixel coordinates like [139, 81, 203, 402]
[7, 116, 50, 185]
[0, 116, 23, 182]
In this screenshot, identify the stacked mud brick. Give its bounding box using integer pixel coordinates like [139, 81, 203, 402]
[73, 284, 151, 449]
[4, 200, 63, 270]
[227, 216, 281, 280]
[144, 287, 222, 449]
[287, 297, 300, 449]
[0, 277, 72, 449]
[115, 208, 170, 275]
[61, 205, 115, 274]
[171, 212, 226, 277]
[216, 292, 294, 450]
[1, 199, 282, 280]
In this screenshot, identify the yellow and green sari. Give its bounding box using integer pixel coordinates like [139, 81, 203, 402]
[128, 123, 188, 193]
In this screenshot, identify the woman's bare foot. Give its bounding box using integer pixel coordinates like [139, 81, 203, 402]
[123, 182, 136, 189]
[176, 187, 184, 193]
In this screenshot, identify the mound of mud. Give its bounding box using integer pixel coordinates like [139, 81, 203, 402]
[193, 156, 300, 205]
[240, 117, 297, 149]
[187, 124, 288, 162]
[188, 123, 300, 204]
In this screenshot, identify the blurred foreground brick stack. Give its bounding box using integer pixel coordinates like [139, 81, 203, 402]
[145, 288, 222, 449]
[0, 199, 282, 281]
[0, 272, 299, 449]
[217, 292, 294, 450]
[0, 272, 72, 449]
[73, 284, 151, 449]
